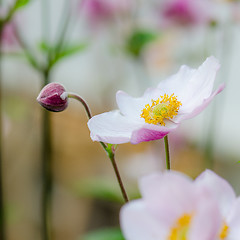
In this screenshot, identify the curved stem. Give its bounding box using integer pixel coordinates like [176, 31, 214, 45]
[69, 93, 129, 202]
[164, 135, 171, 170]
[67, 93, 92, 119]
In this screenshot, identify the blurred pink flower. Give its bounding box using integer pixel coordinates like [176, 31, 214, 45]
[120, 170, 221, 240]
[195, 170, 240, 240]
[1, 22, 17, 47]
[158, 0, 213, 27]
[81, 0, 132, 26]
[120, 170, 240, 240]
[88, 56, 224, 144]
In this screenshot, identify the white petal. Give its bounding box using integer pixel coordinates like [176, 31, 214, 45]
[158, 56, 220, 112]
[87, 110, 140, 144]
[116, 88, 164, 121]
[175, 83, 225, 122]
[157, 65, 196, 98]
[195, 169, 236, 217]
[120, 200, 168, 240]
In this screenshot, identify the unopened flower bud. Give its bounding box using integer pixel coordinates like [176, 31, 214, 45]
[37, 83, 68, 112]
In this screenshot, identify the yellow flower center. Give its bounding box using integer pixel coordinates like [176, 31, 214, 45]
[219, 222, 229, 239]
[168, 214, 192, 240]
[140, 93, 182, 126]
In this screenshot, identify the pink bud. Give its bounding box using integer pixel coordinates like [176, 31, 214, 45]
[37, 83, 68, 112]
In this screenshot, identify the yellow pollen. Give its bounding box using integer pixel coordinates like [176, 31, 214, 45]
[219, 222, 229, 239]
[140, 93, 182, 126]
[168, 214, 192, 240]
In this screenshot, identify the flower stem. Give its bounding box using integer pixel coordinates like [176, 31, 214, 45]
[41, 1, 53, 238]
[67, 93, 92, 119]
[68, 93, 129, 202]
[164, 135, 171, 170]
[0, 25, 6, 240]
[108, 151, 129, 203]
[41, 70, 52, 240]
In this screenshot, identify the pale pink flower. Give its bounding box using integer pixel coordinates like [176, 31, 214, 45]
[88, 56, 224, 144]
[195, 170, 240, 240]
[120, 170, 222, 240]
[1, 22, 17, 47]
[82, 0, 132, 26]
[157, 0, 213, 27]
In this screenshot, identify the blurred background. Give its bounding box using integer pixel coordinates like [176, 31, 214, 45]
[1, 0, 240, 240]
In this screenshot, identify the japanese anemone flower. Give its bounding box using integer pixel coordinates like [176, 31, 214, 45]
[120, 170, 222, 240]
[88, 56, 224, 144]
[195, 170, 240, 240]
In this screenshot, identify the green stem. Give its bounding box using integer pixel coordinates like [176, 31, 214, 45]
[204, 106, 216, 170]
[13, 23, 41, 71]
[164, 135, 171, 170]
[42, 0, 50, 47]
[54, 0, 71, 56]
[41, 71, 52, 240]
[0, 25, 6, 240]
[68, 93, 128, 202]
[108, 151, 129, 203]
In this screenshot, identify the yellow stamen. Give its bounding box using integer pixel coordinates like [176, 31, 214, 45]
[219, 222, 229, 239]
[140, 93, 182, 126]
[168, 214, 192, 240]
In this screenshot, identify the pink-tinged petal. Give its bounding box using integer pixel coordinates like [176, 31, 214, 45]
[130, 125, 175, 144]
[194, 169, 236, 217]
[120, 200, 168, 240]
[87, 110, 140, 144]
[88, 110, 179, 144]
[175, 83, 225, 122]
[227, 197, 240, 240]
[189, 187, 221, 240]
[138, 172, 196, 225]
[139, 171, 193, 198]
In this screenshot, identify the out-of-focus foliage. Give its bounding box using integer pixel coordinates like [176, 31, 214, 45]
[81, 228, 125, 240]
[126, 29, 157, 57]
[76, 178, 125, 203]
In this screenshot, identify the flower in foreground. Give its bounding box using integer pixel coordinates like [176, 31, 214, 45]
[120, 170, 240, 240]
[195, 170, 240, 240]
[36, 83, 68, 112]
[88, 56, 224, 144]
[120, 170, 221, 240]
